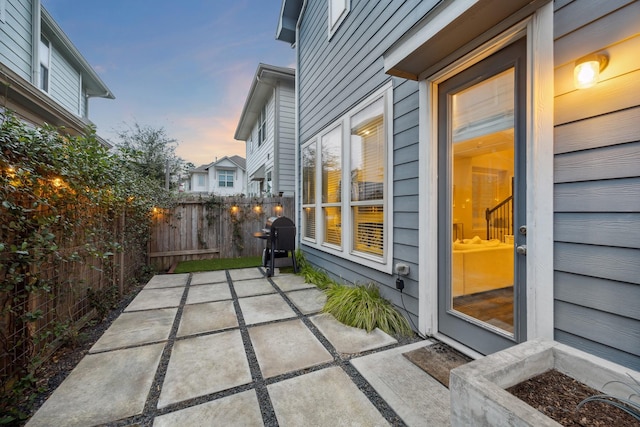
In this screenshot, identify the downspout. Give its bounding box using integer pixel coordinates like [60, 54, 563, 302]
[273, 81, 281, 196]
[32, 0, 41, 86]
[294, 0, 307, 245]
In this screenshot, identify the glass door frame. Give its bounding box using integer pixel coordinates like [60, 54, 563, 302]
[437, 36, 527, 355]
[416, 9, 555, 352]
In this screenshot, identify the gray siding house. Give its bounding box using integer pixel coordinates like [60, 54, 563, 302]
[234, 63, 296, 197]
[1, 0, 114, 136]
[277, 0, 639, 370]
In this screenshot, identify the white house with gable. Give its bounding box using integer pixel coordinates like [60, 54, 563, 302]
[187, 155, 247, 196]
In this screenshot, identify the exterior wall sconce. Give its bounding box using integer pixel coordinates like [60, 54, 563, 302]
[574, 53, 608, 89]
[230, 204, 239, 214]
[275, 203, 283, 216]
[254, 205, 262, 213]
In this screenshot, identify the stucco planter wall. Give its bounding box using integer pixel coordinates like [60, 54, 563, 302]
[449, 338, 639, 427]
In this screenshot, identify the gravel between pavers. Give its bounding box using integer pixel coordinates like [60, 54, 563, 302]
[27, 270, 422, 427]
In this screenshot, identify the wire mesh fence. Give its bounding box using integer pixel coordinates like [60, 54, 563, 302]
[0, 206, 148, 388]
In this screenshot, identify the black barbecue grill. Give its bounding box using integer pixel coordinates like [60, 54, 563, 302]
[253, 216, 298, 277]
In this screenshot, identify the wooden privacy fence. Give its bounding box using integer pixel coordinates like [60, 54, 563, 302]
[149, 197, 295, 271]
[0, 207, 147, 386]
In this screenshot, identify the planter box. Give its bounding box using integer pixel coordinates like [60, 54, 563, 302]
[450, 338, 639, 426]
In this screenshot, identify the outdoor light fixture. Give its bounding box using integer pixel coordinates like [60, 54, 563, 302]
[254, 205, 262, 213]
[574, 53, 608, 89]
[231, 204, 239, 214]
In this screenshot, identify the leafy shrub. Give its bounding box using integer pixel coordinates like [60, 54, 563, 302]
[0, 111, 168, 420]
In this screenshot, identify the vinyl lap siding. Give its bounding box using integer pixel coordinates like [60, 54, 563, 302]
[298, 0, 438, 142]
[553, 0, 640, 370]
[297, 0, 437, 325]
[277, 82, 295, 195]
[246, 93, 275, 194]
[0, 0, 33, 81]
[50, 45, 81, 116]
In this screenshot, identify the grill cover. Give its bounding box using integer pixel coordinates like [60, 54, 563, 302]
[265, 216, 295, 230]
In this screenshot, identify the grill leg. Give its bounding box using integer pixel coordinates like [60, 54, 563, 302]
[268, 248, 275, 277]
[291, 250, 298, 273]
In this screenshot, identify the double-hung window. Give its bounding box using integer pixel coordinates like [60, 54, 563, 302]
[321, 125, 342, 247]
[39, 35, 50, 92]
[218, 170, 234, 188]
[301, 83, 392, 272]
[302, 143, 316, 241]
[328, 0, 350, 38]
[258, 105, 267, 146]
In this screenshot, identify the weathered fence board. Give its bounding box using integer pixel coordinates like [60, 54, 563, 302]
[149, 197, 295, 271]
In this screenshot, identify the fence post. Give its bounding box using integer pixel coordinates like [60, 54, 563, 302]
[119, 209, 125, 295]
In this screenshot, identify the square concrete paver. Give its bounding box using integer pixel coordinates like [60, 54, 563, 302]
[351, 341, 450, 426]
[90, 308, 177, 353]
[268, 366, 388, 426]
[125, 287, 185, 312]
[153, 389, 263, 427]
[233, 278, 276, 297]
[249, 319, 332, 378]
[27, 343, 165, 427]
[186, 283, 231, 304]
[177, 300, 238, 337]
[238, 294, 297, 325]
[144, 274, 189, 289]
[229, 268, 264, 281]
[158, 330, 251, 408]
[271, 274, 315, 292]
[311, 313, 397, 354]
[190, 270, 228, 285]
[286, 288, 326, 314]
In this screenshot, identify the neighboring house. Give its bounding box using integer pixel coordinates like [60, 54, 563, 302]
[0, 0, 114, 138]
[234, 63, 295, 197]
[187, 155, 247, 196]
[277, 0, 639, 370]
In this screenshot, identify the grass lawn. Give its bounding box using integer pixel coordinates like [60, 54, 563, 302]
[174, 256, 262, 273]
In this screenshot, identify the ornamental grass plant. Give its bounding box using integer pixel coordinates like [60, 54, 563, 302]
[295, 250, 412, 336]
[323, 283, 413, 336]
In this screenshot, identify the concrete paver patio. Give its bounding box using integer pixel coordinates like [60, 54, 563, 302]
[27, 268, 450, 426]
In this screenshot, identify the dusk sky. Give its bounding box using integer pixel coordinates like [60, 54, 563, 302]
[41, 0, 295, 167]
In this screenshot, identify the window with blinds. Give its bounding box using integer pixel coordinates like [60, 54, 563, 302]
[298, 83, 391, 272]
[350, 98, 384, 256]
[321, 125, 342, 247]
[302, 142, 316, 242]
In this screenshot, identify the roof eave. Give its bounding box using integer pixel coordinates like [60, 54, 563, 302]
[276, 0, 303, 44]
[234, 64, 295, 141]
[40, 7, 115, 100]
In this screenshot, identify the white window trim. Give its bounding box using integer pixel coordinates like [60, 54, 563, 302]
[318, 122, 343, 251]
[418, 4, 554, 339]
[301, 82, 394, 274]
[0, 0, 6, 23]
[39, 35, 51, 93]
[301, 139, 318, 244]
[218, 170, 234, 188]
[258, 105, 267, 146]
[328, 0, 350, 40]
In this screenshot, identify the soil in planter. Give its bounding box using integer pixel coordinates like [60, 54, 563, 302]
[507, 369, 640, 427]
